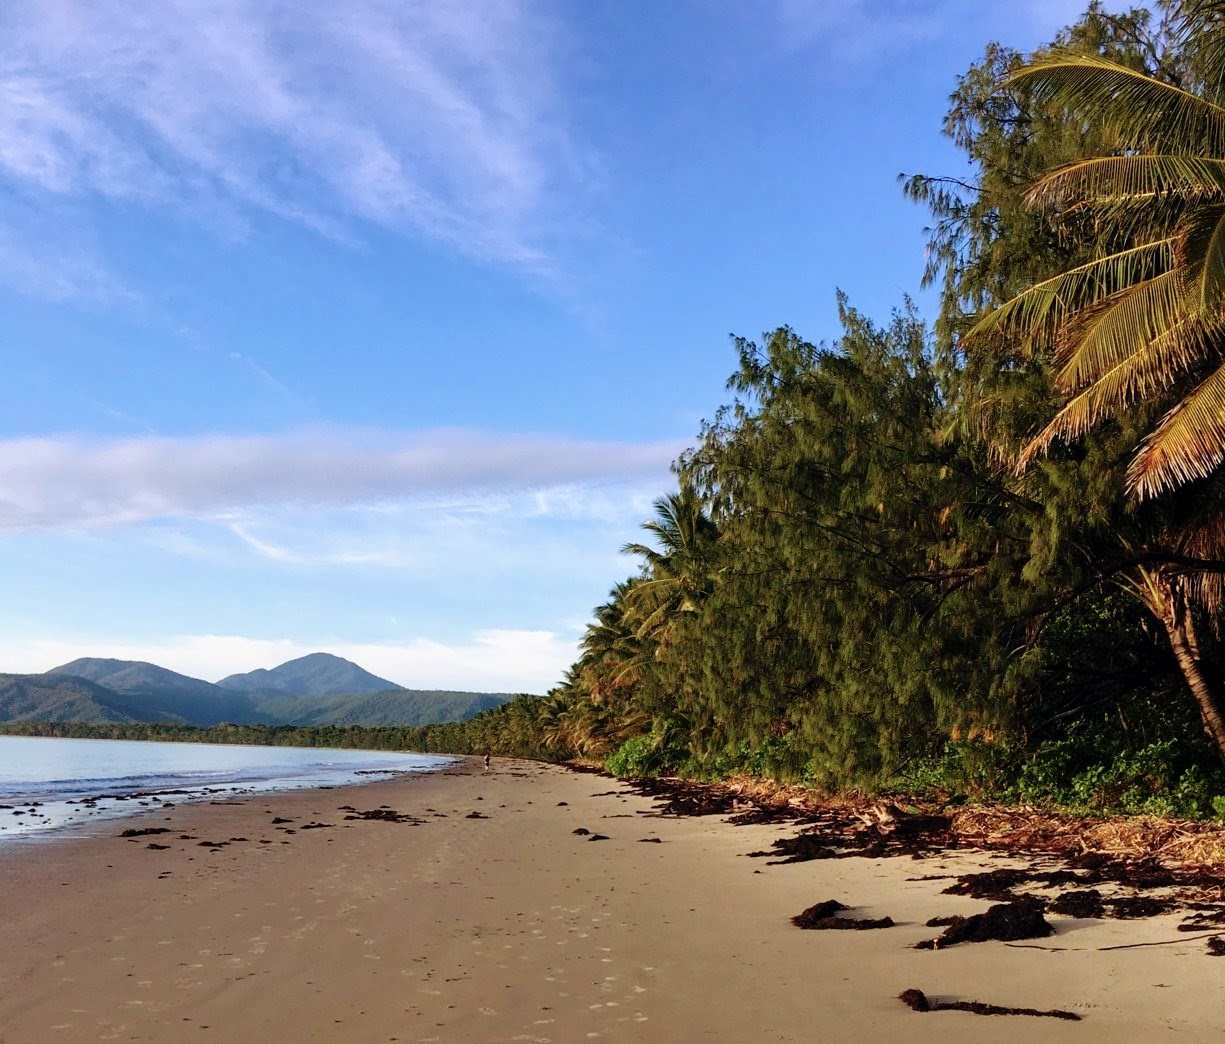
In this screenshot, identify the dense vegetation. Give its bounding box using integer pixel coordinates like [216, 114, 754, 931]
[19, 4, 1225, 821]
[434, 1, 1225, 818]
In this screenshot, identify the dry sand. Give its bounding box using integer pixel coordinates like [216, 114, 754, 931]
[0, 757, 1222, 1043]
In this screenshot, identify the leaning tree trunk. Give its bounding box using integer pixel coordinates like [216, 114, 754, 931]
[1150, 574, 1225, 763]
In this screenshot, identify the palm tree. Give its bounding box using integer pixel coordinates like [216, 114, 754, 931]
[970, 2, 1225, 757]
[621, 482, 718, 643]
[970, 0, 1225, 498]
[577, 580, 649, 700]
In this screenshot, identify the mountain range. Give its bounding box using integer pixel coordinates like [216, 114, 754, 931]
[0, 653, 512, 727]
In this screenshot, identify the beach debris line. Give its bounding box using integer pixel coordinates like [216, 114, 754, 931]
[791, 899, 895, 930]
[898, 988, 1080, 1020]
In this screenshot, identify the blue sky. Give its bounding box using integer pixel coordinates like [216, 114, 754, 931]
[1, 0, 1101, 692]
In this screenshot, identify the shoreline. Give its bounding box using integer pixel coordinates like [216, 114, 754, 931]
[2, 757, 1222, 1042]
[0, 733, 454, 845]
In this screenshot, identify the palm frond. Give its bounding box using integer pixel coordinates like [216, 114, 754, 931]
[1181, 203, 1225, 310]
[1009, 54, 1225, 153]
[1129, 359, 1225, 496]
[1171, 494, 1225, 613]
[1018, 311, 1209, 469]
[965, 239, 1174, 346]
[1029, 155, 1225, 208]
[1051, 269, 1194, 389]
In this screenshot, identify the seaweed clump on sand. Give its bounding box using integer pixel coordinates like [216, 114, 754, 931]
[747, 804, 955, 864]
[342, 808, 425, 824]
[602, 769, 1225, 933]
[915, 898, 1053, 949]
[1049, 889, 1106, 918]
[625, 777, 740, 817]
[899, 988, 1080, 1020]
[1107, 895, 1173, 919]
[791, 899, 894, 930]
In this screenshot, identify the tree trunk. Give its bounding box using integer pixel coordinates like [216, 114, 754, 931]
[1155, 577, 1225, 762]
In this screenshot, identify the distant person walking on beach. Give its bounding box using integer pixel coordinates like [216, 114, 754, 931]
[483, 754, 491, 771]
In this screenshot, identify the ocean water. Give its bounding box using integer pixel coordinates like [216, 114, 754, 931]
[0, 735, 453, 844]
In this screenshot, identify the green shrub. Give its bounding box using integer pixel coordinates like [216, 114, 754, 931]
[605, 718, 691, 778]
[605, 735, 657, 778]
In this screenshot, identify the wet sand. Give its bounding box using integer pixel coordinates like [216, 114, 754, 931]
[0, 758, 1222, 1043]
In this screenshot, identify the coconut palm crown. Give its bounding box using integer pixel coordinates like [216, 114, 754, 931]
[969, 0, 1225, 499]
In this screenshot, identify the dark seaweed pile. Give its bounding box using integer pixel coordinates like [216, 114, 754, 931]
[899, 988, 1080, 1020]
[791, 899, 894, 930]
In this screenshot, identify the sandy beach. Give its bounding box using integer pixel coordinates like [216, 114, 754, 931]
[0, 758, 1222, 1043]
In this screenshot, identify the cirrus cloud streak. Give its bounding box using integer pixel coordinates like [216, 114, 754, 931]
[0, 0, 588, 273]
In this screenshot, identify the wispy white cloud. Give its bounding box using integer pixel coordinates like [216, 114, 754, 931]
[0, 630, 575, 693]
[0, 429, 686, 531]
[226, 520, 423, 569]
[0, 0, 589, 274]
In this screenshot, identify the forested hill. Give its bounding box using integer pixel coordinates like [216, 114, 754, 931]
[238, 689, 509, 727]
[47, 658, 256, 725]
[0, 674, 158, 725]
[2, 653, 513, 727]
[217, 653, 398, 696]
